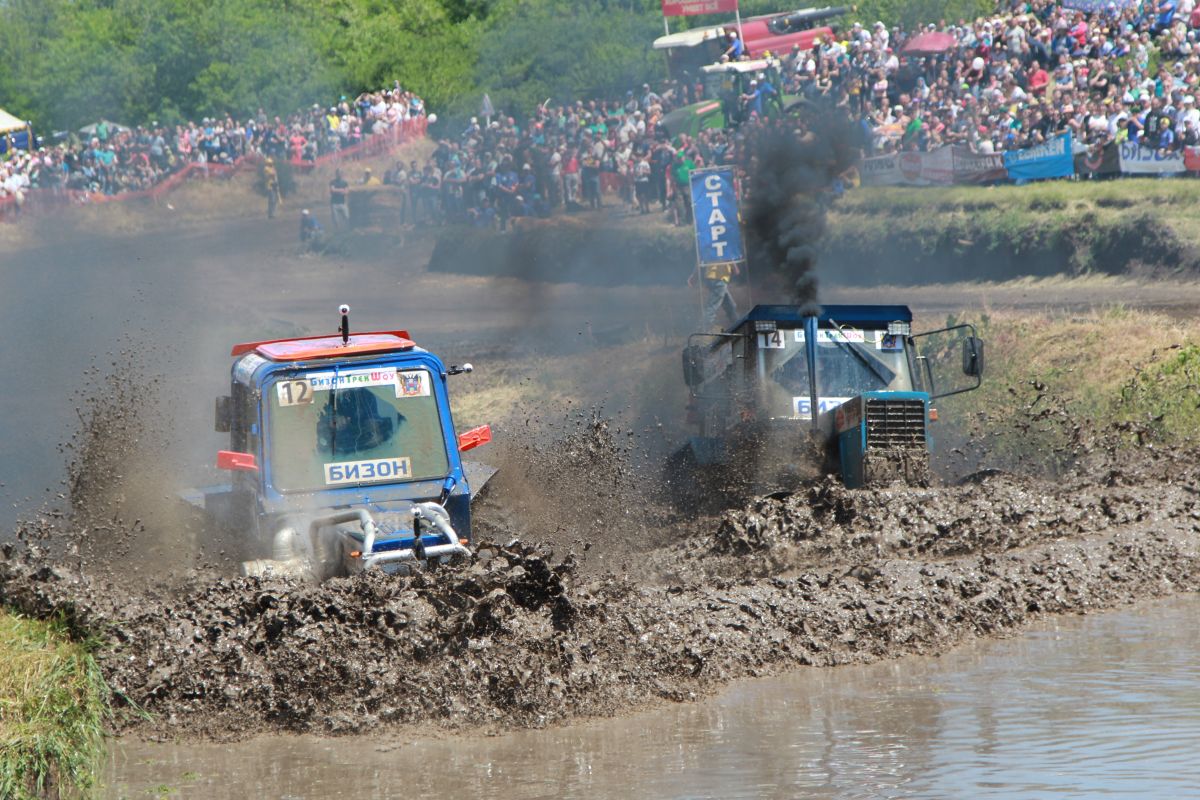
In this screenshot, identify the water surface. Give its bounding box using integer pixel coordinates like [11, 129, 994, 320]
[106, 593, 1200, 799]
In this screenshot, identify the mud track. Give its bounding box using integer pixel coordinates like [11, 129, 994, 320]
[3, 443, 1198, 741]
[4, 211, 1200, 744]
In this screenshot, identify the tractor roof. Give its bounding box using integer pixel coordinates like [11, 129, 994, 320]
[231, 331, 415, 362]
[653, 25, 726, 50]
[701, 57, 779, 74]
[733, 304, 913, 330]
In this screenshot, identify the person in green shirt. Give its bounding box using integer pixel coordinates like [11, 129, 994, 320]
[671, 150, 695, 226]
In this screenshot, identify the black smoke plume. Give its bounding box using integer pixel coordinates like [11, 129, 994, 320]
[742, 108, 861, 310]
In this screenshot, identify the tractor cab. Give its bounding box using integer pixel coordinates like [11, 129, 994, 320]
[679, 304, 983, 489]
[660, 59, 785, 138]
[195, 305, 492, 580]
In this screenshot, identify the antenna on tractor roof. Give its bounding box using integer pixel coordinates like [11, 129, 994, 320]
[339, 304, 350, 345]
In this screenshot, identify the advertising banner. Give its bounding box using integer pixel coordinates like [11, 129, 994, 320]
[662, 0, 737, 16]
[951, 146, 1006, 183]
[1003, 133, 1074, 183]
[689, 167, 744, 265]
[860, 152, 905, 186]
[859, 149, 948, 186]
[1185, 146, 1200, 172]
[1074, 142, 1120, 176]
[910, 145, 955, 184]
[862, 145, 1000, 186]
[1118, 141, 1185, 174]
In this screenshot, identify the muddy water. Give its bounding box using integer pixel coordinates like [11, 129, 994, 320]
[105, 594, 1200, 799]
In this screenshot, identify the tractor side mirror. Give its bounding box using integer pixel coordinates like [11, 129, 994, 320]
[682, 345, 704, 388]
[458, 424, 492, 452]
[963, 337, 985, 378]
[217, 450, 258, 472]
[215, 395, 232, 433]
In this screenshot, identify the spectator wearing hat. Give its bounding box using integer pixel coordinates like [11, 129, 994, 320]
[723, 30, 744, 60]
[299, 208, 322, 246]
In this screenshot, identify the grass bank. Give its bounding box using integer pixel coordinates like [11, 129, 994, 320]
[429, 213, 694, 286]
[431, 179, 1200, 286]
[928, 306, 1200, 474]
[826, 179, 1200, 284]
[0, 610, 108, 799]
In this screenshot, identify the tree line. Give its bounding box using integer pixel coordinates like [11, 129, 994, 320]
[0, 0, 989, 134]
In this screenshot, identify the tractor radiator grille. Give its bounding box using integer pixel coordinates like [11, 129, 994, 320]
[865, 398, 926, 449]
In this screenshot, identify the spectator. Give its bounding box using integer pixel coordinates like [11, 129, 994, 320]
[329, 168, 349, 229]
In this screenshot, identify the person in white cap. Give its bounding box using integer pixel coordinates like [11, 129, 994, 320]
[1181, 95, 1200, 131]
[722, 29, 744, 59]
[299, 208, 322, 245]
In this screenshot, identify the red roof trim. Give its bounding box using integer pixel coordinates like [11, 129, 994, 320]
[231, 330, 414, 359]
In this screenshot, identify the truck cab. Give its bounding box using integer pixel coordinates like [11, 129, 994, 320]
[679, 304, 983, 490]
[198, 309, 491, 579]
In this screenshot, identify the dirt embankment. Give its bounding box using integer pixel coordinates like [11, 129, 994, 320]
[429, 181, 1200, 288]
[429, 215, 694, 286]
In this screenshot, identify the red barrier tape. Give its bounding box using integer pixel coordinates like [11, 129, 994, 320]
[0, 116, 428, 222]
[288, 117, 427, 172]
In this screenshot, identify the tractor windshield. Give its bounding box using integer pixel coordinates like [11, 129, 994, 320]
[760, 328, 913, 418]
[266, 366, 450, 492]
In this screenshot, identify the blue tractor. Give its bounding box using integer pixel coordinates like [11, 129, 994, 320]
[672, 304, 984, 497]
[192, 305, 493, 580]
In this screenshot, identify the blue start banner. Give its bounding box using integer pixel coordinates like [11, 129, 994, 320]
[1003, 132, 1074, 184]
[689, 168, 744, 265]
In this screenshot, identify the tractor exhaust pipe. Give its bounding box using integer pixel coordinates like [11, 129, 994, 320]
[803, 314, 819, 434]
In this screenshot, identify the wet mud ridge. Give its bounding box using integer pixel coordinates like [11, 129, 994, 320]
[3, 449, 1200, 741]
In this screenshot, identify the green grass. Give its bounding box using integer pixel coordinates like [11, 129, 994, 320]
[836, 178, 1200, 252]
[934, 307, 1200, 470]
[0, 610, 110, 799]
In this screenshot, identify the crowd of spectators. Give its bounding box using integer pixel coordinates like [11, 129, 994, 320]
[0, 84, 426, 207]
[9, 0, 1200, 218]
[384, 0, 1200, 230]
[373, 91, 725, 231]
[789, 0, 1200, 155]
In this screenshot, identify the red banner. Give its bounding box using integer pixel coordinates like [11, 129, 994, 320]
[662, 0, 737, 17]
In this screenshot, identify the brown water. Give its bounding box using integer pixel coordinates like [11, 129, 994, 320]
[105, 593, 1200, 799]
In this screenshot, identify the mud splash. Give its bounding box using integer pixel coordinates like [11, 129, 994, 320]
[473, 410, 675, 574]
[4, 441, 1199, 741]
[3, 363, 1199, 742]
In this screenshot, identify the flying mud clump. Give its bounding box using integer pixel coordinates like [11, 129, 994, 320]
[742, 109, 861, 308]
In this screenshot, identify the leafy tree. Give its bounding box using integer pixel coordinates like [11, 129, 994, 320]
[0, 0, 998, 134]
[474, 0, 665, 119]
[314, 0, 482, 115]
[850, 0, 994, 30]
